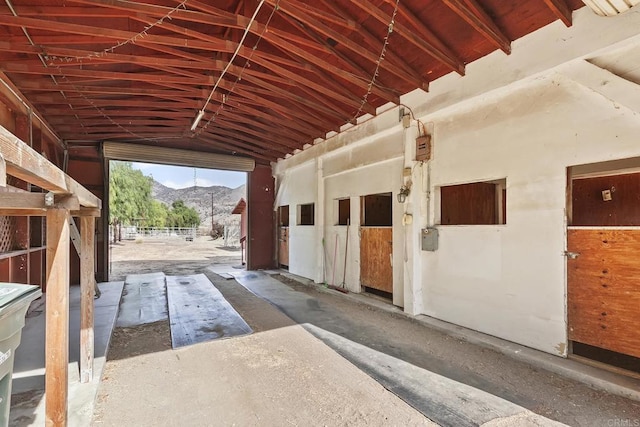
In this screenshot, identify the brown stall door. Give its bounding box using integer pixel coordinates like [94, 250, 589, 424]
[568, 171, 640, 365]
[359, 193, 393, 295]
[567, 229, 640, 359]
[279, 227, 289, 268]
[360, 227, 393, 294]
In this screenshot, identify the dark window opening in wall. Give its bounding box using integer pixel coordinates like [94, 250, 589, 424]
[337, 198, 350, 225]
[278, 205, 289, 227]
[361, 193, 392, 226]
[298, 203, 314, 225]
[440, 179, 506, 225]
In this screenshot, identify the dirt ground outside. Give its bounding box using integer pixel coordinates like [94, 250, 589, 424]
[109, 235, 242, 280]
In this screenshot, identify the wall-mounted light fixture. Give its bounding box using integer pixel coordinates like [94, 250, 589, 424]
[397, 184, 411, 203]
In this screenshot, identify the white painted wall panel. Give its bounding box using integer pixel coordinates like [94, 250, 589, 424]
[324, 157, 403, 297]
[274, 10, 640, 357]
[276, 161, 318, 279]
[421, 78, 640, 355]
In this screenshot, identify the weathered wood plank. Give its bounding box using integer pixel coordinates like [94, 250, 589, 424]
[45, 208, 70, 427]
[80, 216, 95, 383]
[568, 228, 640, 358]
[360, 227, 393, 293]
[0, 125, 100, 208]
[0, 193, 79, 211]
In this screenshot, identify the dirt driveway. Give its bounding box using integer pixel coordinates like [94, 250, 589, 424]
[109, 235, 241, 280]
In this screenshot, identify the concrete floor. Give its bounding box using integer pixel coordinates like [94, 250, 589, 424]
[10, 265, 640, 426]
[92, 269, 578, 426]
[222, 270, 640, 426]
[9, 282, 123, 426]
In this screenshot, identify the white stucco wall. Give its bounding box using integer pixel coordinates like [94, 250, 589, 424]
[273, 6, 640, 356]
[275, 125, 407, 304]
[275, 161, 319, 280]
[419, 76, 640, 355]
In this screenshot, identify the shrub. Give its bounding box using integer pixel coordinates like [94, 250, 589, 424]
[210, 222, 225, 239]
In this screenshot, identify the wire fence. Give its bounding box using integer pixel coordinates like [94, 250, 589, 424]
[110, 225, 241, 246]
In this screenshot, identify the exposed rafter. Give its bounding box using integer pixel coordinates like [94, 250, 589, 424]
[442, 0, 511, 54]
[0, 0, 584, 163]
[542, 0, 573, 27]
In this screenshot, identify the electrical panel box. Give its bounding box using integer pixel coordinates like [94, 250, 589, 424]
[416, 135, 432, 161]
[421, 227, 438, 251]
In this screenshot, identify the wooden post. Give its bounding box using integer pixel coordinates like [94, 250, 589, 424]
[45, 208, 70, 427]
[80, 216, 95, 383]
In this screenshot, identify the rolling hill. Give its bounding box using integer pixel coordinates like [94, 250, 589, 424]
[152, 180, 246, 233]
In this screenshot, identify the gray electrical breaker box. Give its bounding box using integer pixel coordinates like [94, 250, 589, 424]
[421, 227, 438, 251]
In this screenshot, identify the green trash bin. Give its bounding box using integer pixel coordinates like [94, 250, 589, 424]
[0, 283, 42, 427]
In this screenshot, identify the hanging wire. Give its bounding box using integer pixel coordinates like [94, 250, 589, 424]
[351, 0, 400, 122]
[46, 0, 189, 63]
[191, 0, 270, 133]
[46, 61, 183, 143]
[41, 1, 190, 142]
[196, 0, 281, 135]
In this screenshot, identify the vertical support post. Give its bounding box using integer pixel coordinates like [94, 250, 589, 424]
[45, 208, 70, 427]
[80, 216, 95, 383]
[247, 166, 275, 269]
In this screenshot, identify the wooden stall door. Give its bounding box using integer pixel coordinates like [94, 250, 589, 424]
[279, 227, 289, 267]
[567, 229, 640, 359]
[360, 227, 392, 293]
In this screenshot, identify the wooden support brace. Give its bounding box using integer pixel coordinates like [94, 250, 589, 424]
[0, 125, 101, 208]
[69, 217, 101, 299]
[45, 208, 70, 427]
[80, 216, 95, 383]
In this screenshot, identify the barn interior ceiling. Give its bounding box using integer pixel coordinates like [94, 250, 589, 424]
[0, 0, 585, 165]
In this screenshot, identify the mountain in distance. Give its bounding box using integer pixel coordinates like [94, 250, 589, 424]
[152, 180, 246, 232]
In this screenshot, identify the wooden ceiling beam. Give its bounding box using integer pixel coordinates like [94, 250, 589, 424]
[220, 86, 338, 131]
[44, 110, 193, 119]
[178, 0, 386, 112]
[53, 119, 185, 129]
[11, 5, 129, 18]
[1, 62, 214, 86]
[69, 0, 379, 107]
[270, 0, 425, 90]
[207, 117, 301, 150]
[350, 0, 465, 75]
[5, 35, 113, 45]
[194, 131, 287, 156]
[542, 0, 572, 27]
[0, 15, 232, 53]
[442, 0, 511, 54]
[216, 112, 310, 143]
[24, 95, 201, 109]
[195, 134, 281, 162]
[273, 20, 404, 111]
[16, 76, 201, 95]
[318, 0, 428, 90]
[203, 125, 295, 154]
[226, 101, 320, 139]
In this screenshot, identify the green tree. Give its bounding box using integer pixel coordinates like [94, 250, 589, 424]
[109, 161, 155, 225]
[147, 200, 169, 227]
[167, 200, 200, 228]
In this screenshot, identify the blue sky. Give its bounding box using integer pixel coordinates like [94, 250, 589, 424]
[131, 162, 246, 189]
